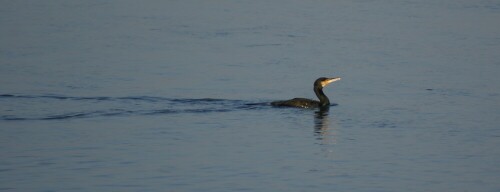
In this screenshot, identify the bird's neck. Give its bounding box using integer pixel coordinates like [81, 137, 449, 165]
[314, 87, 330, 107]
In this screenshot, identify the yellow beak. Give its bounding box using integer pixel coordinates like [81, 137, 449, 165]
[321, 77, 341, 87]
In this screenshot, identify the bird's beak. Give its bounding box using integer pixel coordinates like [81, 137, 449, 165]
[321, 77, 341, 87]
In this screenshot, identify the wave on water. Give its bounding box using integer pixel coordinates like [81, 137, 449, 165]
[0, 94, 270, 121]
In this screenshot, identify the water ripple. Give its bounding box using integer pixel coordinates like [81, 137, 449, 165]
[0, 94, 270, 121]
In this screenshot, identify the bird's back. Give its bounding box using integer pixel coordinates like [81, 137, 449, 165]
[270, 98, 320, 108]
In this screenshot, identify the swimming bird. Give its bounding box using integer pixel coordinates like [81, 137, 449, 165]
[271, 77, 341, 108]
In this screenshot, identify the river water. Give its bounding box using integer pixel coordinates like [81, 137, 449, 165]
[1, 1, 500, 191]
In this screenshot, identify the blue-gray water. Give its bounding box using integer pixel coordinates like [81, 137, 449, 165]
[1, 1, 500, 191]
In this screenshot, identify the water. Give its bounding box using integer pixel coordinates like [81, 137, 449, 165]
[1, 1, 500, 191]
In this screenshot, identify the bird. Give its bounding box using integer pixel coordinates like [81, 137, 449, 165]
[271, 77, 341, 108]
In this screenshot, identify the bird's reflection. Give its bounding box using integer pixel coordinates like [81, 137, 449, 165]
[314, 107, 336, 144]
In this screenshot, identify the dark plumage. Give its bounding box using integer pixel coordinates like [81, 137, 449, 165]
[271, 77, 341, 108]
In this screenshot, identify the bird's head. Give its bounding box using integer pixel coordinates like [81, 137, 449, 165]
[314, 77, 341, 88]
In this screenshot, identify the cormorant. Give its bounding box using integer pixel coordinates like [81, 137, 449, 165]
[271, 77, 341, 108]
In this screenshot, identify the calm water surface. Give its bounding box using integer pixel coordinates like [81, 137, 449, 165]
[1, 1, 500, 191]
